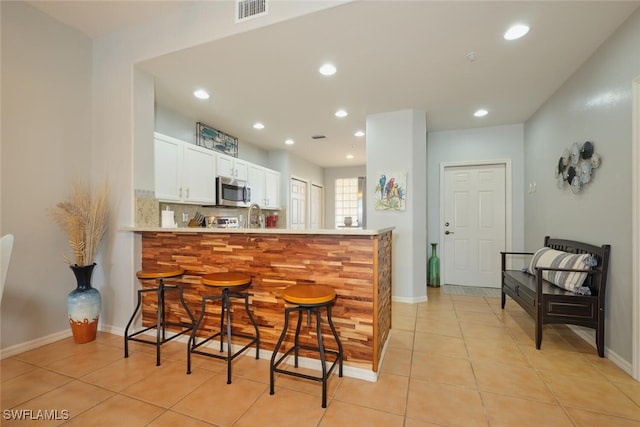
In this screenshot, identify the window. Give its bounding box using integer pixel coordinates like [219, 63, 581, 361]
[335, 178, 359, 227]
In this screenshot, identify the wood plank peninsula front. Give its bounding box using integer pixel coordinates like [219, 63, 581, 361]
[126, 227, 393, 377]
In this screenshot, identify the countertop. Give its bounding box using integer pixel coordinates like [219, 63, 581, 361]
[121, 226, 394, 236]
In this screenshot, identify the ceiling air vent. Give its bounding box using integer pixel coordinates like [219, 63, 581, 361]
[236, 0, 268, 22]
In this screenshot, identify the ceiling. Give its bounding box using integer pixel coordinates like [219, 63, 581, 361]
[28, 1, 639, 168]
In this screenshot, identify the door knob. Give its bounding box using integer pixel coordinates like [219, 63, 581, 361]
[445, 230, 454, 235]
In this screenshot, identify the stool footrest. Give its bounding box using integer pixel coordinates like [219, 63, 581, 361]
[124, 278, 195, 367]
[126, 322, 193, 344]
[190, 332, 258, 362]
[272, 345, 341, 382]
[186, 285, 260, 384]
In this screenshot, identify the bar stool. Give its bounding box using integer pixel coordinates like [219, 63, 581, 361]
[124, 267, 195, 366]
[270, 284, 344, 408]
[187, 272, 260, 384]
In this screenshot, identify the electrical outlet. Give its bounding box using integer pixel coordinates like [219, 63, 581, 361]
[182, 213, 189, 222]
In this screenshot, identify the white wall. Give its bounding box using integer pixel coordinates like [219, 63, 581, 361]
[524, 9, 640, 365]
[427, 124, 526, 253]
[1, 2, 93, 348]
[367, 110, 427, 302]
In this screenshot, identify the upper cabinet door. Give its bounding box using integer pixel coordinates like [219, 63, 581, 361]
[183, 144, 215, 204]
[264, 169, 280, 208]
[216, 153, 249, 181]
[154, 133, 215, 204]
[216, 153, 235, 179]
[233, 158, 249, 181]
[154, 135, 183, 201]
[248, 164, 266, 206]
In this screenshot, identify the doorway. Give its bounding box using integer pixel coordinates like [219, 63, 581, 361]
[290, 177, 308, 229]
[440, 161, 511, 288]
[310, 184, 324, 229]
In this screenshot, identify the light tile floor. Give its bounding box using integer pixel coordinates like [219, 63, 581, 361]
[2, 287, 640, 426]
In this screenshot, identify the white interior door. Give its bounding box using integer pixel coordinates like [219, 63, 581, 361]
[310, 184, 323, 229]
[290, 178, 307, 229]
[442, 163, 506, 287]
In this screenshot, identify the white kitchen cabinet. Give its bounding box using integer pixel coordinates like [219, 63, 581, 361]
[264, 169, 280, 208]
[216, 153, 248, 181]
[182, 143, 215, 203]
[154, 134, 182, 201]
[248, 164, 280, 208]
[154, 133, 215, 204]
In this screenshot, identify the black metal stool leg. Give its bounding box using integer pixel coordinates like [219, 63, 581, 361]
[244, 293, 260, 359]
[326, 304, 343, 377]
[155, 279, 164, 366]
[187, 297, 208, 374]
[270, 306, 292, 395]
[178, 285, 196, 326]
[124, 288, 144, 358]
[219, 291, 226, 353]
[293, 308, 304, 367]
[224, 289, 233, 384]
[313, 309, 329, 407]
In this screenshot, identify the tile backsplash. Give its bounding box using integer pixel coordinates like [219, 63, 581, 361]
[135, 196, 160, 227]
[134, 196, 284, 228]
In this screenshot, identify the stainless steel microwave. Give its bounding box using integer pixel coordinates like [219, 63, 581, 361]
[216, 177, 251, 207]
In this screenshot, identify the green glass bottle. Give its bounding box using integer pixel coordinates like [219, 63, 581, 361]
[428, 243, 440, 287]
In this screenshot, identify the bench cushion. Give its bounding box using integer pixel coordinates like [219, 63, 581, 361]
[527, 247, 591, 291]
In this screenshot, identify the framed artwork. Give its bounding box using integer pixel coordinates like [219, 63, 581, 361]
[374, 171, 407, 211]
[196, 122, 238, 157]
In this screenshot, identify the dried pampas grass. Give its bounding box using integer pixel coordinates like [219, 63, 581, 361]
[50, 181, 110, 266]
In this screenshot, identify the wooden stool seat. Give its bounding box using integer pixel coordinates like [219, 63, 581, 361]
[187, 272, 260, 384]
[124, 266, 194, 366]
[201, 272, 252, 287]
[282, 284, 336, 305]
[270, 284, 343, 408]
[136, 268, 184, 280]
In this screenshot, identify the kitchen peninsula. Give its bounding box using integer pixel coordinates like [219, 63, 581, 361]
[125, 226, 393, 378]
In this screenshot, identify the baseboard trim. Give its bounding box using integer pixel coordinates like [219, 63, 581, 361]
[0, 323, 380, 382]
[392, 295, 427, 304]
[567, 324, 633, 376]
[0, 329, 72, 359]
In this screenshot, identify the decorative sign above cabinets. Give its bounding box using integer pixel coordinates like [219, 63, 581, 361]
[196, 122, 238, 158]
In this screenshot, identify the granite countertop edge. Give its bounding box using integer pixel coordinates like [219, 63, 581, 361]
[120, 226, 394, 236]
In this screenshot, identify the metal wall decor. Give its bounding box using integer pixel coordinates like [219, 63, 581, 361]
[556, 141, 600, 193]
[196, 122, 238, 157]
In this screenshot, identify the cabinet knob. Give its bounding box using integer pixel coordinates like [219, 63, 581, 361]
[445, 230, 454, 235]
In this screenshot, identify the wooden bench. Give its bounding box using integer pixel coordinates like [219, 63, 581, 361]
[501, 236, 610, 357]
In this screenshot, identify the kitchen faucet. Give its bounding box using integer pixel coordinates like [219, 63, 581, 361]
[247, 203, 262, 228]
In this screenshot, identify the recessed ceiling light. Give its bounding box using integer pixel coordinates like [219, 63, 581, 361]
[354, 130, 365, 137]
[253, 122, 264, 130]
[346, 154, 354, 160]
[285, 139, 295, 145]
[319, 63, 336, 76]
[193, 89, 210, 100]
[335, 109, 348, 118]
[474, 109, 489, 117]
[504, 24, 530, 40]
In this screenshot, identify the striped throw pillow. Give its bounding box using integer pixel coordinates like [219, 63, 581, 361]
[527, 248, 591, 291]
